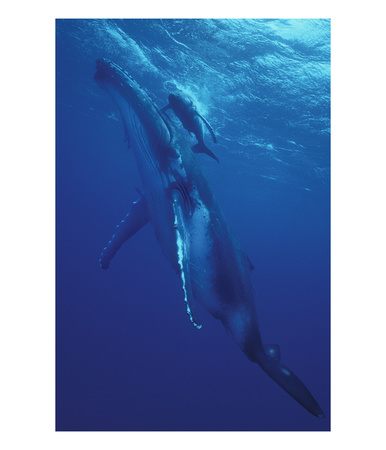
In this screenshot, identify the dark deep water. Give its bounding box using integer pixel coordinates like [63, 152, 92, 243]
[56, 19, 330, 431]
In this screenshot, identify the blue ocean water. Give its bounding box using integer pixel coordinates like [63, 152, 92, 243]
[56, 18, 330, 432]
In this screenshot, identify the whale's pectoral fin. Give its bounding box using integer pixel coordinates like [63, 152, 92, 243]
[256, 352, 325, 418]
[171, 190, 202, 329]
[192, 143, 219, 164]
[196, 112, 217, 144]
[99, 194, 150, 269]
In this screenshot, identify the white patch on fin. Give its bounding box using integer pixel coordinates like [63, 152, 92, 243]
[173, 198, 202, 330]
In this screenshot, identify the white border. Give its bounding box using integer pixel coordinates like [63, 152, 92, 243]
[1, 1, 385, 449]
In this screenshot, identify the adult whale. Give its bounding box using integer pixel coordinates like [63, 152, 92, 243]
[94, 58, 324, 418]
[162, 91, 219, 163]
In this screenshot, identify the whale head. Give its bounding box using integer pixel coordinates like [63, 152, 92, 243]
[95, 58, 175, 170]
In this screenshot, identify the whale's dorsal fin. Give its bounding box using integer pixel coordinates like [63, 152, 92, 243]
[99, 194, 149, 269]
[264, 344, 281, 362]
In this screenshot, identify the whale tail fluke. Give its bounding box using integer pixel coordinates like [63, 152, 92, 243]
[192, 143, 219, 163]
[256, 351, 325, 418]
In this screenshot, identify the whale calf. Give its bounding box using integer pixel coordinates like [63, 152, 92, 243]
[162, 91, 219, 163]
[94, 58, 324, 418]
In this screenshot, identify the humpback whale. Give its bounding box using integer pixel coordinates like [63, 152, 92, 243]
[94, 58, 324, 418]
[162, 91, 219, 163]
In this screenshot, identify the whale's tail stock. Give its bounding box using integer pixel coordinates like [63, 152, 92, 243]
[255, 348, 325, 417]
